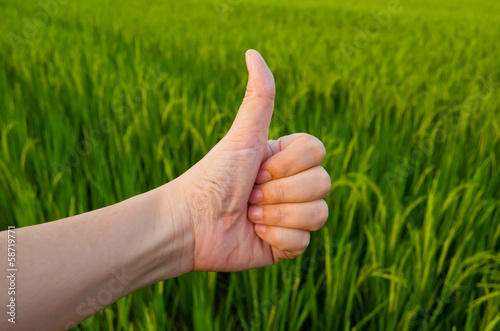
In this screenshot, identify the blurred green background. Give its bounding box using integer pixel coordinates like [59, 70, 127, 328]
[1, 0, 500, 330]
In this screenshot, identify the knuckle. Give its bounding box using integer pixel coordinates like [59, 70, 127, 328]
[321, 200, 329, 223]
[283, 232, 309, 259]
[276, 156, 294, 177]
[303, 232, 311, 248]
[308, 136, 326, 164]
[299, 232, 311, 253]
[294, 133, 310, 141]
[312, 200, 329, 231]
[317, 167, 332, 197]
[284, 251, 299, 260]
[273, 181, 287, 202]
[275, 229, 287, 248]
[273, 204, 284, 226]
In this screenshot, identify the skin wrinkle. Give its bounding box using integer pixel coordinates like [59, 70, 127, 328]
[275, 204, 284, 226]
[275, 180, 287, 202]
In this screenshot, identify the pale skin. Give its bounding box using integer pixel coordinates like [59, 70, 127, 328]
[0, 50, 331, 330]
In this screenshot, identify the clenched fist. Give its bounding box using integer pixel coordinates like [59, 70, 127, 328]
[161, 50, 331, 272]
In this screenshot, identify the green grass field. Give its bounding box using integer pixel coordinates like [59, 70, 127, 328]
[1, 0, 500, 329]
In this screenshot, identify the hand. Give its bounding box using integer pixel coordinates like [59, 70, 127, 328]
[167, 50, 331, 272]
[0, 49, 330, 330]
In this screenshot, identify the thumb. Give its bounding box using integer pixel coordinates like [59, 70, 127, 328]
[229, 49, 275, 135]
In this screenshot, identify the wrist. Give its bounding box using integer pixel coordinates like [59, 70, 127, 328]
[144, 177, 194, 282]
[116, 178, 194, 291]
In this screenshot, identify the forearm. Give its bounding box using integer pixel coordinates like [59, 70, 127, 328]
[0, 179, 193, 330]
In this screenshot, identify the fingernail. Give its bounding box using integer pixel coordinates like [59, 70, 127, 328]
[245, 50, 252, 73]
[255, 170, 272, 184]
[249, 188, 263, 203]
[248, 205, 263, 220]
[255, 224, 267, 235]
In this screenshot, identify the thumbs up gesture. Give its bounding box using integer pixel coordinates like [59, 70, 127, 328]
[163, 50, 331, 272]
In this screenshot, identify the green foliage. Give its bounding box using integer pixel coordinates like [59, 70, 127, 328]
[1, 0, 500, 329]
